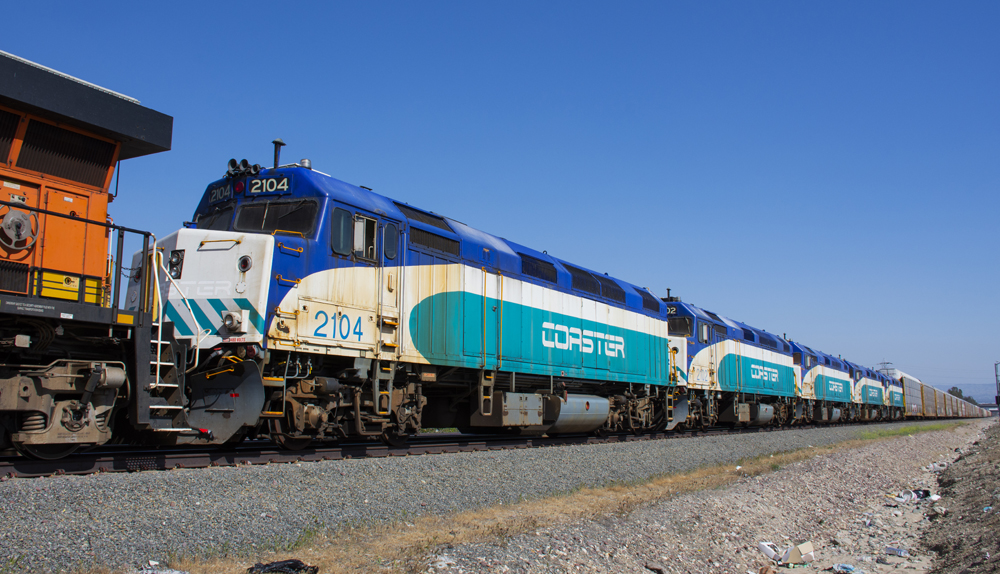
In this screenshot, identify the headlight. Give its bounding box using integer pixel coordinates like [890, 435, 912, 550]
[168, 250, 184, 279]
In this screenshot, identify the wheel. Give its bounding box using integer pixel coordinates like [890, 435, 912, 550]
[14, 442, 80, 460]
[268, 418, 312, 451]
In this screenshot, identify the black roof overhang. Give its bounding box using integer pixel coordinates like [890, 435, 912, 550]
[0, 53, 172, 160]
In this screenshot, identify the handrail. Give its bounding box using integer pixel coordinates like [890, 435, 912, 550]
[270, 229, 304, 237]
[200, 238, 241, 247]
[277, 242, 303, 253]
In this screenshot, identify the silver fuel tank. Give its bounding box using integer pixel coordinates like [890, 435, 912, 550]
[548, 395, 610, 434]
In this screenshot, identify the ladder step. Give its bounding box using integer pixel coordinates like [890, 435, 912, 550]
[150, 361, 175, 366]
[149, 405, 183, 410]
[150, 383, 179, 389]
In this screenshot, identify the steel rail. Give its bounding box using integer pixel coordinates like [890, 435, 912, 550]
[0, 421, 874, 479]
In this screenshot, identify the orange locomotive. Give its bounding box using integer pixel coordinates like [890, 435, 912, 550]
[0, 51, 172, 458]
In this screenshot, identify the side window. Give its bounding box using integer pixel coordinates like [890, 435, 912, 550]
[331, 208, 352, 256]
[792, 352, 801, 365]
[354, 215, 377, 260]
[698, 321, 709, 344]
[384, 223, 398, 260]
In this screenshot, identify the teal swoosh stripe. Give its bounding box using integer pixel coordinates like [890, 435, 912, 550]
[408, 291, 675, 386]
[206, 298, 231, 325]
[165, 298, 265, 338]
[234, 298, 266, 333]
[190, 300, 219, 335]
[165, 302, 194, 337]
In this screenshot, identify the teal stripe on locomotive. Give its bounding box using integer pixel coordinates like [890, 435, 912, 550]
[890, 390, 904, 407]
[164, 298, 265, 337]
[864, 384, 885, 405]
[717, 354, 796, 397]
[408, 291, 675, 386]
[814, 373, 852, 403]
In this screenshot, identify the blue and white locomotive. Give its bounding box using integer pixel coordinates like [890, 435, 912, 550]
[124, 145, 985, 447]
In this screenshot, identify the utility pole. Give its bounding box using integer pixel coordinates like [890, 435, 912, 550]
[995, 361, 999, 411]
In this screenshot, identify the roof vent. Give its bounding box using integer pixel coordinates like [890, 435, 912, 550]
[300, 158, 312, 169]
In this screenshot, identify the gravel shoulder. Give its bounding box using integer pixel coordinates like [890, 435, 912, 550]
[0, 421, 987, 573]
[924, 421, 1000, 574]
[424, 419, 994, 574]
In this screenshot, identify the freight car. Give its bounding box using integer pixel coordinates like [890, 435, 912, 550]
[128, 144, 987, 450]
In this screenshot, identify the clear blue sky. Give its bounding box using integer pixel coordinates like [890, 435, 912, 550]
[6, 2, 998, 401]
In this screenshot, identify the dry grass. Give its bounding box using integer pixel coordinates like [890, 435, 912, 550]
[97, 422, 966, 574]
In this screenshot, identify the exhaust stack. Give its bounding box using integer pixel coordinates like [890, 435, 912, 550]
[272, 138, 285, 169]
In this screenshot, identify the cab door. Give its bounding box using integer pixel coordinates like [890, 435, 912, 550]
[377, 218, 402, 362]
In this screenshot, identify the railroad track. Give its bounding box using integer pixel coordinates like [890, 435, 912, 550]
[0, 423, 821, 479]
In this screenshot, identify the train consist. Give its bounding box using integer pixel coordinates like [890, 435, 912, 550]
[0, 53, 988, 460]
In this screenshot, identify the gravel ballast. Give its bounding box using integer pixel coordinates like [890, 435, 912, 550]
[425, 419, 994, 573]
[0, 420, 981, 572]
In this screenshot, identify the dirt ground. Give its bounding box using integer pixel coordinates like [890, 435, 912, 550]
[924, 421, 1000, 574]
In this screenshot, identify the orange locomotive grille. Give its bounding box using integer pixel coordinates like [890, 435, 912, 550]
[16, 120, 116, 188]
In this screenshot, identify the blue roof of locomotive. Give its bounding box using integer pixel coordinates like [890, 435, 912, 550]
[193, 166, 663, 317]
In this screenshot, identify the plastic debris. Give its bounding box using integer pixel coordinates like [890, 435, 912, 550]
[888, 489, 931, 503]
[885, 546, 910, 557]
[760, 541, 789, 562]
[431, 555, 458, 569]
[929, 494, 941, 502]
[985, 506, 993, 513]
[139, 561, 191, 574]
[830, 565, 862, 574]
[758, 541, 814, 564]
[246, 560, 319, 574]
[924, 462, 948, 472]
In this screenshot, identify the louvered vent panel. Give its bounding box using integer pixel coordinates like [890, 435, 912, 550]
[410, 227, 460, 256]
[0, 109, 18, 164]
[16, 121, 115, 187]
[0, 260, 29, 293]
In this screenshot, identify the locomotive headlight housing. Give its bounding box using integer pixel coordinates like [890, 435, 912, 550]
[237, 255, 252, 273]
[222, 310, 248, 333]
[168, 250, 184, 279]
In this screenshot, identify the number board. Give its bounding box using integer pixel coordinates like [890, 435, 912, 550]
[248, 176, 292, 196]
[207, 183, 234, 205]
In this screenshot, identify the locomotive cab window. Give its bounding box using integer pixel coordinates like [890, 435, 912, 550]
[331, 208, 352, 256]
[354, 216, 377, 261]
[234, 199, 318, 235]
[668, 317, 692, 337]
[197, 205, 235, 231]
[384, 223, 398, 260]
[793, 352, 802, 365]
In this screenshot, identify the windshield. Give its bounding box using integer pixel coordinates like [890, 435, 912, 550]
[233, 199, 318, 235]
[196, 205, 235, 231]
